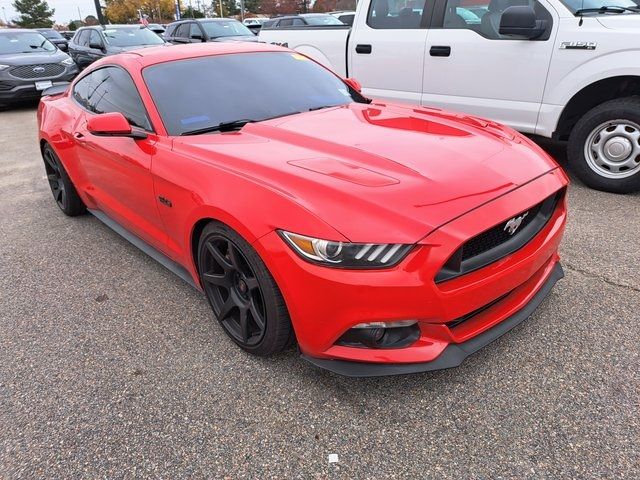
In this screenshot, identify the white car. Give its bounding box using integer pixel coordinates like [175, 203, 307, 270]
[260, 0, 640, 193]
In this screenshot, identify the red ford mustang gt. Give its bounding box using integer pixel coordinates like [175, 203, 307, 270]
[38, 43, 568, 376]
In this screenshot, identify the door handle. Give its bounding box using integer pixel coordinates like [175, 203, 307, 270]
[355, 44, 372, 54]
[73, 132, 85, 141]
[430, 46, 451, 57]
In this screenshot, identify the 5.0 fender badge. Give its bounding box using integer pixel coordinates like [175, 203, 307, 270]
[560, 41, 597, 50]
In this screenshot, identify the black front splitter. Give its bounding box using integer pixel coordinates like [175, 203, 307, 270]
[302, 263, 564, 377]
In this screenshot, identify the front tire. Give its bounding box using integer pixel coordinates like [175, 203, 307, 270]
[197, 222, 294, 356]
[42, 143, 86, 216]
[568, 98, 640, 193]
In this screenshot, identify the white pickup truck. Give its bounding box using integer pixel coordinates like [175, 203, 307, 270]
[260, 0, 640, 193]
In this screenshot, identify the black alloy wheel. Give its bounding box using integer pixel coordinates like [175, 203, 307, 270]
[42, 143, 86, 216]
[43, 147, 67, 210]
[198, 222, 294, 355]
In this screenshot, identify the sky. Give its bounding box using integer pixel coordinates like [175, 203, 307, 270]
[0, 0, 100, 24]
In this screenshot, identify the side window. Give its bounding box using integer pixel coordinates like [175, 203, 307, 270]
[292, 18, 305, 26]
[89, 30, 103, 47]
[367, 0, 428, 29]
[72, 73, 92, 108]
[164, 25, 175, 37]
[176, 23, 190, 38]
[279, 19, 294, 27]
[75, 30, 89, 46]
[75, 67, 152, 131]
[189, 23, 202, 38]
[441, 0, 551, 40]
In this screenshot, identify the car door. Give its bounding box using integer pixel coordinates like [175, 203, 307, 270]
[71, 67, 167, 251]
[421, 0, 558, 133]
[348, 0, 431, 105]
[86, 29, 106, 66]
[70, 30, 90, 68]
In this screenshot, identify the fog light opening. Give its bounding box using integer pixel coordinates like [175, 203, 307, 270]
[336, 321, 420, 349]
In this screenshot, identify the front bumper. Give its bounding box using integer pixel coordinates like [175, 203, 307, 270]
[303, 262, 563, 376]
[0, 68, 77, 103]
[253, 169, 568, 373]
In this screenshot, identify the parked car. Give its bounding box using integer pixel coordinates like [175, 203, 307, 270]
[68, 25, 165, 69]
[242, 18, 265, 34]
[60, 31, 75, 40]
[0, 29, 77, 107]
[38, 42, 567, 376]
[147, 23, 166, 37]
[164, 18, 258, 44]
[329, 10, 356, 26]
[260, 0, 640, 193]
[262, 13, 346, 28]
[36, 28, 69, 51]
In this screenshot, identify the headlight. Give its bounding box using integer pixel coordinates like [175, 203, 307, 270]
[60, 58, 75, 66]
[279, 231, 413, 268]
[0, 64, 10, 71]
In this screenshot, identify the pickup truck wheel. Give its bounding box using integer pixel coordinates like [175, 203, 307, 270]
[568, 98, 640, 193]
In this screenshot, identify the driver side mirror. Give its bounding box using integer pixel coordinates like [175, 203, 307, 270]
[190, 33, 204, 41]
[87, 112, 147, 139]
[344, 77, 362, 93]
[89, 42, 104, 51]
[499, 6, 547, 40]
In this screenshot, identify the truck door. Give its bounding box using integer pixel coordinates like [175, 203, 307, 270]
[421, 0, 558, 133]
[348, 0, 433, 105]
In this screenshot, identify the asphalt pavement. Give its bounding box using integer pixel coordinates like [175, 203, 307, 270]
[1, 105, 638, 479]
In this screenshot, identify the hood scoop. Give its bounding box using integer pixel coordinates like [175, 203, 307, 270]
[288, 158, 399, 187]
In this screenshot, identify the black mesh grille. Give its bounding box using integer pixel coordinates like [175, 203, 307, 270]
[461, 202, 543, 261]
[436, 190, 563, 283]
[10, 64, 65, 79]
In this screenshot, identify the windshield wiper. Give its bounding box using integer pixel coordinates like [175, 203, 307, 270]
[307, 105, 342, 112]
[180, 119, 254, 136]
[575, 5, 640, 14]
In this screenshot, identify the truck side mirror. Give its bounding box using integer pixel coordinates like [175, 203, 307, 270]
[499, 6, 547, 40]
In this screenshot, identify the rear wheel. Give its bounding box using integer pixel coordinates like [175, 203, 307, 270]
[42, 143, 86, 216]
[197, 222, 294, 356]
[568, 98, 640, 193]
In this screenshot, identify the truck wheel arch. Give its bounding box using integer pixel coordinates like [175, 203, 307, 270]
[554, 75, 640, 141]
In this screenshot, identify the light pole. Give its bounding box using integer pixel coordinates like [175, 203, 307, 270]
[93, 0, 105, 24]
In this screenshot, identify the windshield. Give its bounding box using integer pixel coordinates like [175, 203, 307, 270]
[200, 20, 254, 37]
[103, 27, 165, 47]
[563, 0, 640, 12]
[305, 15, 345, 25]
[143, 52, 354, 136]
[0, 32, 56, 54]
[39, 29, 64, 40]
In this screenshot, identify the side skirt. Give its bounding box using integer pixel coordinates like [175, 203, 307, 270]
[89, 209, 198, 290]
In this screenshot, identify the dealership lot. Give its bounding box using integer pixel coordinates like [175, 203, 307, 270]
[1, 106, 638, 478]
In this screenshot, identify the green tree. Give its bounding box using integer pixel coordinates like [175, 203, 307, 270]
[243, 0, 261, 13]
[218, 0, 239, 16]
[68, 19, 84, 30]
[182, 6, 205, 17]
[12, 0, 55, 27]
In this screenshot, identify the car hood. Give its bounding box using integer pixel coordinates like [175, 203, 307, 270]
[173, 103, 558, 243]
[0, 50, 69, 65]
[211, 35, 259, 42]
[597, 13, 640, 29]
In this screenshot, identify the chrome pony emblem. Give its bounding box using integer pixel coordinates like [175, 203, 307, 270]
[33, 66, 46, 73]
[504, 212, 528, 236]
